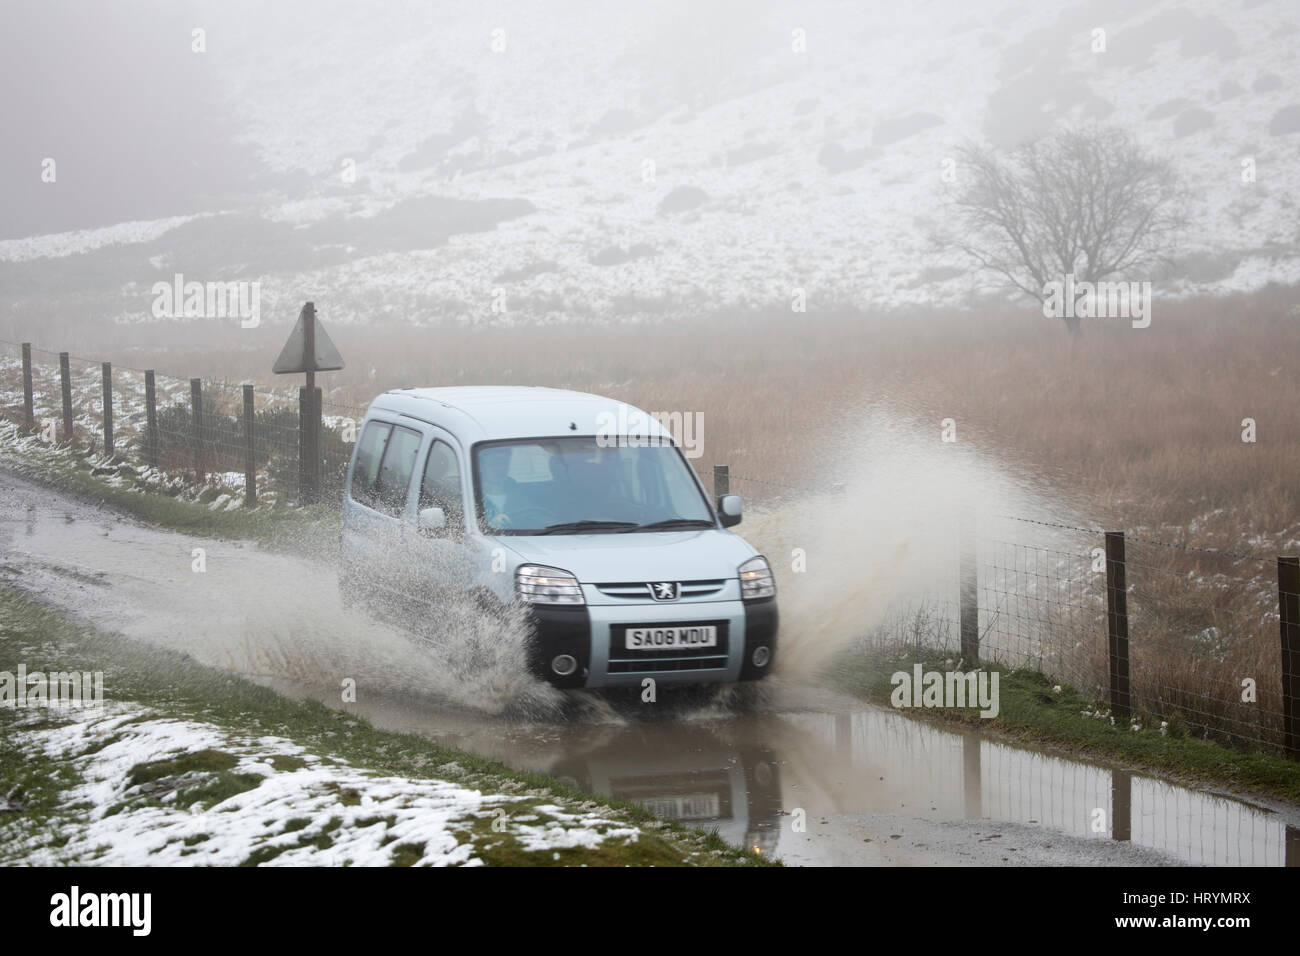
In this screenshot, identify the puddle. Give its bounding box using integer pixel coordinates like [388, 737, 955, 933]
[258, 676, 1300, 867]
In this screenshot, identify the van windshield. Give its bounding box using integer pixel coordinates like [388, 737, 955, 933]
[473, 437, 714, 535]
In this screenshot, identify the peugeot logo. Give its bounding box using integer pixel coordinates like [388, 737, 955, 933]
[648, 582, 680, 601]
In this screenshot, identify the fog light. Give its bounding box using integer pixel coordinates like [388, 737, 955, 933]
[551, 654, 578, 676]
[751, 646, 771, 668]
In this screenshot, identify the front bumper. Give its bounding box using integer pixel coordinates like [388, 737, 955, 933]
[524, 597, 778, 689]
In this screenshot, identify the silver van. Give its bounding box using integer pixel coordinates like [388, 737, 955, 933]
[339, 387, 778, 689]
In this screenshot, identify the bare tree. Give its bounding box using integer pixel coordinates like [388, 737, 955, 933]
[950, 126, 1185, 333]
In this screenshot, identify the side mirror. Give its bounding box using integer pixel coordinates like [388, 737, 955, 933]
[418, 506, 447, 535]
[717, 494, 742, 528]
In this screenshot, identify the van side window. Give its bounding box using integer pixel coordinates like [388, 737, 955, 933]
[351, 421, 392, 509]
[374, 426, 422, 517]
[419, 440, 463, 527]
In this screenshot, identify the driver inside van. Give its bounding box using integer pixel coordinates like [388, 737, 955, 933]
[479, 446, 518, 528]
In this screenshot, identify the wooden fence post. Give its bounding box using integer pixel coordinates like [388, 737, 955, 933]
[960, 513, 979, 665]
[101, 362, 113, 458]
[190, 378, 205, 483]
[144, 371, 158, 468]
[1105, 531, 1131, 721]
[713, 463, 729, 498]
[243, 384, 256, 507]
[21, 343, 33, 432]
[59, 352, 73, 445]
[1279, 555, 1300, 761]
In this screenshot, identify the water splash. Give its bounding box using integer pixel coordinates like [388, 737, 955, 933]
[743, 406, 1075, 682]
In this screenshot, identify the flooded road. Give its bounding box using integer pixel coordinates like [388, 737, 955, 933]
[3, 471, 1298, 866]
[257, 677, 1300, 866]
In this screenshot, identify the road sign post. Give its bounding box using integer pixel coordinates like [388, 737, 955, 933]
[273, 302, 344, 505]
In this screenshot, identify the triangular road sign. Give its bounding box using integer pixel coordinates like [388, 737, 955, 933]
[273, 302, 345, 374]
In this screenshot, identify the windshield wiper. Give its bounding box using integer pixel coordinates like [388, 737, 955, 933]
[535, 520, 639, 535]
[623, 518, 716, 532]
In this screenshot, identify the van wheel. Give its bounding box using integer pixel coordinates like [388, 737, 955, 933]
[338, 564, 357, 610]
[470, 587, 508, 622]
[446, 588, 503, 673]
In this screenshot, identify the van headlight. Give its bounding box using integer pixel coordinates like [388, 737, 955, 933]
[515, 564, 585, 605]
[738, 555, 775, 601]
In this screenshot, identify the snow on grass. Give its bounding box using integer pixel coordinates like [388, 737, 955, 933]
[0, 214, 210, 263]
[9, 704, 644, 866]
[191, 0, 1300, 318]
[0, 409, 285, 509]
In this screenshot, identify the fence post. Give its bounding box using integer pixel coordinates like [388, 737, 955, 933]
[713, 463, 729, 498]
[59, 352, 73, 445]
[190, 378, 205, 484]
[243, 384, 256, 507]
[298, 386, 318, 505]
[1279, 555, 1300, 761]
[314, 385, 324, 495]
[960, 513, 979, 665]
[144, 370, 158, 468]
[298, 387, 307, 503]
[101, 362, 113, 458]
[1105, 531, 1131, 721]
[21, 343, 33, 432]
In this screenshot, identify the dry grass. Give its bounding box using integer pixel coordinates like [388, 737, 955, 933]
[77, 284, 1300, 549]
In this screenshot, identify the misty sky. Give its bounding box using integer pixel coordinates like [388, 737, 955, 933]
[0, 1, 271, 237]
[0, 0, 779, 238]
[2, 0, 1294, 332]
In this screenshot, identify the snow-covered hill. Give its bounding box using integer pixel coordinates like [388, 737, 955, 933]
[2, 0, 1297, 334]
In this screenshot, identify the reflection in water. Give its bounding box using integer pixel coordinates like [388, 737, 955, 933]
[290, 681, 1300, 867]
[1114, 772, 1132, 843]
[815, 710, 1295, 866]
[545, 722, 784, 856]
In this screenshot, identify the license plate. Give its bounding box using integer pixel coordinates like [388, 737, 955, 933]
[637, 794, 722, 820]
[624, 625, 718, 650]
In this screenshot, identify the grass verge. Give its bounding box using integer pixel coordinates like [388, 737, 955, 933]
[0, 424, 336, 546]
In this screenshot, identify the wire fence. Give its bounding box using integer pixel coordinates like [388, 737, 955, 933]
[1124, 537, 1285, 752]
[720, 469, 1299, 761]
[0, 340, 365, 505]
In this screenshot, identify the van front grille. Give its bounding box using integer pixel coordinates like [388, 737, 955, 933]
[594, 579, 727, 600]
